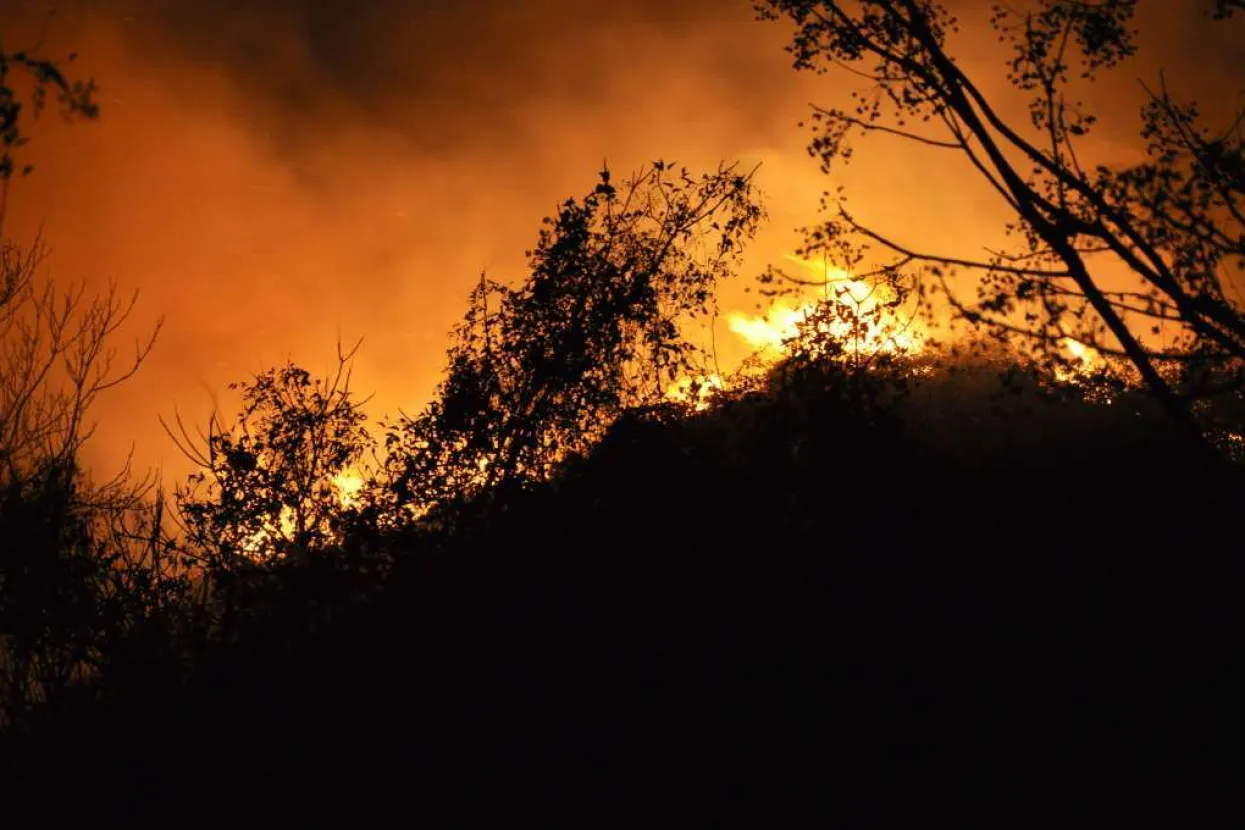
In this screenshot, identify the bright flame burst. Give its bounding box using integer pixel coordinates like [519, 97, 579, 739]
[726, 302, 809, 356]
[664, 373, 725, 411]
[234, 468, 367, 558]
[1058, 336, 1103, 375]
[664, 254, 922, 409]
[331, 470, 365, 507]
[1048, 335, 1116, 398]
[726, 254, 921, 360]
[724, 255, 1109, 389]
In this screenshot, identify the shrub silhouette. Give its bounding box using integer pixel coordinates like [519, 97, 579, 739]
[168, 347, 373, 565]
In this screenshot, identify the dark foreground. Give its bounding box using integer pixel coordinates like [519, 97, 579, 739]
[3, 385, 1243, 825]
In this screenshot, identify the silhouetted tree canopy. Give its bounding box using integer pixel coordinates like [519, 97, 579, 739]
[756, 0, 1245, 446]
[168, 347, 372, 565]
[378, 161, 763, 522]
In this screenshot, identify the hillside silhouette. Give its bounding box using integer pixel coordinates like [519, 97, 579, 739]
[3, 348, 1242, 825]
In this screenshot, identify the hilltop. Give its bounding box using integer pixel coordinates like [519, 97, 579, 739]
[3, 350, 1240, 825]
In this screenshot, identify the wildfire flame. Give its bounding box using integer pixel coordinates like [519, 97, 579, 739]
[331, 470, 365, 507]
[664, 373, 724, 410]
[1036, 330, 1105, 384]
[726, 254, 922, 361]
[235, 468, 367, 558]
[244, 258, 1117, 559]
[726, 302, 808, 356]
[726, 254, 1108, 391]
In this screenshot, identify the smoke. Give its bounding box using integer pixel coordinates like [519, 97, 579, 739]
[0, 0, 1240, 479]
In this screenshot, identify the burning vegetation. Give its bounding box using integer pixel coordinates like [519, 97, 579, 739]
[3, 2, 1245, 823]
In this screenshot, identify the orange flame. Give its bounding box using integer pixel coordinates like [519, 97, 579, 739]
[726, 254, 922, 361]
[664, 373, 724, 410]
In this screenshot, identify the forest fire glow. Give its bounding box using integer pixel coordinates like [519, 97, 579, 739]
[664, 373, 725, 410]
[727, 302, 810, 355]
[1060, 337, 1104, 374]
[1043, 334, 1112, 388]
[231, 470, 366, 558]
[332, 471, 366, 507]
[726, 254, 923, 361]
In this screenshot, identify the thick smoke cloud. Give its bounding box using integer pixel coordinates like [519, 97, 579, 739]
[15, 0, 789, 156]
[1, 0, 1240, 479]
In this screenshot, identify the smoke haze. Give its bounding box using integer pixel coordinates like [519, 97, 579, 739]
[1, 0, 1240, 479]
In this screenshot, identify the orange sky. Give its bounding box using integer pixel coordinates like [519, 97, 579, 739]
[1, 0, 1241, 482]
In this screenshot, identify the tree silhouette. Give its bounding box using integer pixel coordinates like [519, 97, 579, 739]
[1, 241, 160, 486]
[0, 457, 194, 732]
[167, 345, 373, 568]
[756, 0, 1244, 446]
[379, 161, 763, 523]
[4, 20, 1245, 821]
[0, 48, 181, 731]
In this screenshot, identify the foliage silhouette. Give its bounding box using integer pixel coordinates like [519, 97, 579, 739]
[161, 346, 392, 646]
[167, 344, 373, 565]
[378, 160, 763, 525]
[755, 0, 1245, 447]
[0, 460, 195, 732]
[1, 240, 160, 484]
[0, 49, 175, 731]
[0, 37, 98, 230]
[1215, 0, 1244, 19]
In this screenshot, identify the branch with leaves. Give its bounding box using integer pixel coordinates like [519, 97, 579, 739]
[757, 0, 1245, 446]
[0, 40, 99, 235]
[0, 237, 161, 489]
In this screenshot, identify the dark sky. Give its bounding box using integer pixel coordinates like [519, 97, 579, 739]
[60, 0, 1241, 138]
[17, 0, 792, 157]
[1, 0, 1241, 478]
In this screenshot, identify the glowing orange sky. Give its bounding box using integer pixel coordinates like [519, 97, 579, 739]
[1, 0, 1240, 482]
